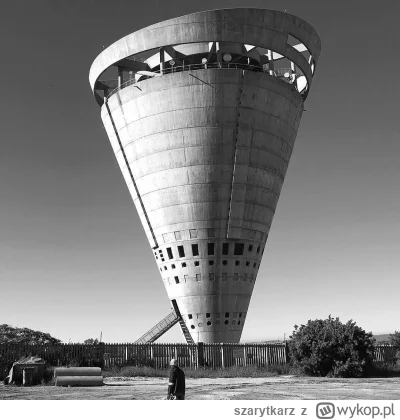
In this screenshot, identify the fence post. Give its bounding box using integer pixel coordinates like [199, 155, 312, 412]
[197, 342, 204, 368]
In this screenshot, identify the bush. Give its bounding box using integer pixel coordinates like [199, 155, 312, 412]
[389, 331, 400, 348]
[288, 316, 375, 378]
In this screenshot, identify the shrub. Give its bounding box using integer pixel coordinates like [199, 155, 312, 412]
[389, 331, 400, 348]
[288, 316, 375, 378]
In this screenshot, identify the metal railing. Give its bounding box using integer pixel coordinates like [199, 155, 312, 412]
[133, 310, 180, 344]
[104, 62, 306, 100]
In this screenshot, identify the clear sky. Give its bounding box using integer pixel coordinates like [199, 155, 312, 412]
[1, 0, 399, 344]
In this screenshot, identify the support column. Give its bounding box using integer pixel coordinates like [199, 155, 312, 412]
[117, 67, 123, 87]
[160, 48, 165, 74]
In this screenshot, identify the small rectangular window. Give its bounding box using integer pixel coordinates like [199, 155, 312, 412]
[196, 274, 201, 282]
[188, 314, 193, 319]
[174, 276, 180, 284]
[174, 231, 181, 240]
[192, 244, 199, 256]
[222, 243, 229, 255]
[189, 229, 197, 239]
[184, 275, 189, 282]
[233, 273, 239, 281]
[222, 273, 227, 281]
[166, 247, 173, 259]
[208, 243, 214, 255]
[225, 312, 229, 318]
[234, 243, 244, 255]
[178, 246, 185, 258]
[206, 313, 210, 318]
[209, 273, 214, 281]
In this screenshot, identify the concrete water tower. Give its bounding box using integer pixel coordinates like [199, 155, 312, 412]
[89, 8, 321, 343]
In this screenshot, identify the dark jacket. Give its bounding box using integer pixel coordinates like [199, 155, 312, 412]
[168, 366, 185, 397]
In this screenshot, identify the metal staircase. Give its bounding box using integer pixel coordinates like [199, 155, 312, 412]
[134, 310, 180, 344]
[178, 318, 195, 345]
[134, 300, 195, 345]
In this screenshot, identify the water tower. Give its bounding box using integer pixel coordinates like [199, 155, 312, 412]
[89, 8, 321, 343]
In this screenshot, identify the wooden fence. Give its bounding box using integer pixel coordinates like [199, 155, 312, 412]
[0, 343, 397, 379]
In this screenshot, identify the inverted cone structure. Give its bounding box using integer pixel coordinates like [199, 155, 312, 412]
[89, 8, 321, 343]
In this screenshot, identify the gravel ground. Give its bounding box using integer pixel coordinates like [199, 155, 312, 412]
[1, 376, 399, 400]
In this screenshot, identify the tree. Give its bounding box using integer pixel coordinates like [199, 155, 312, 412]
[288, 316, 375, 378]
[83, 338, 99, 345]
[389, 331, 400, 348]
[0, 324, 61, 345]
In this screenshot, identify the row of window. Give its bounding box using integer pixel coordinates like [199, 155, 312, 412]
[186, 312, 245, 319]
[155, 242, 264, 262]
[160, 260, 260, 271]
[165, 273, 256, 284]
[189, 319, 242, 329]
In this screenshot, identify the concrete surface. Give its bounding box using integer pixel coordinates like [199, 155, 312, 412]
[1, 377, 399, 400]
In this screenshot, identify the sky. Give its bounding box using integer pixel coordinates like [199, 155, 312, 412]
[0, 0, 399, 344]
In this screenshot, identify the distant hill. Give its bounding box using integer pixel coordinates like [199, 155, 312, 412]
[373, 334, 392, 343]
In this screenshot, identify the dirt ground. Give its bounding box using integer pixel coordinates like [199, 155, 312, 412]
[1, 376, 399, 400]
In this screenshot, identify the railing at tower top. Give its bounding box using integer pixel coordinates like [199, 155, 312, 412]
[133, 310, 180, 344]
[102, 63, 306, 101]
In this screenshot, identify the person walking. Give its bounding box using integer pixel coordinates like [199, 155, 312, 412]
[167, 358, 185, 400]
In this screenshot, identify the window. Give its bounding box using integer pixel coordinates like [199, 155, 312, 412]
[222, 260, 227, 266]
[209, 273, 215, 281]
[239, 313, 242, 318]
[161, 258, 165, 262]
[174, 231, 181, 240]
[257, 246, 260, 254]
[238, 320, 241, 325]
[208, 228, 215, 237]
[189, 229, 197, 239]
[248, 245, 253, 252]
[233, 273, 239, 281]
[171, 264, 175, 269]
[206, 313, 210, 318]
[192, 244, 199, 256]
[225, 312, 229, 317]
[208, 243, 214, 255]
[253, 262, 256, 268]
[164, 266, 167, 270]
[235, 260, 240, 266]
[246, 261, 250, 266]
[178, 245, 185, 258]
[243, 274, 247, 281]
[166, 247, 173, 259]
[222, 243, 229, 255]
[234, 243, 244, 255]
[158, 249, 162, 254]
[174, 276, 179, 284]
[182, 262, 187, 268]
[191, 325, 195, 329]
[209, 260, 214, 266]
[194, 261, 199, 267]
[196, 274, 201, 282]
[222, 273, 227, 281]
[207, 321, 211, 326]
[188, 314, 193, 319]
[224, 320, 229, 325]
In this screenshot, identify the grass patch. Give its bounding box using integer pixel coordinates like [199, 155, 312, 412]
[103, 364, 302, 378]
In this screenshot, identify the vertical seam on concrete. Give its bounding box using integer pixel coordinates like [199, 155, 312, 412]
[227, 71, 245, 239]
[104, 99, 159, 249]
